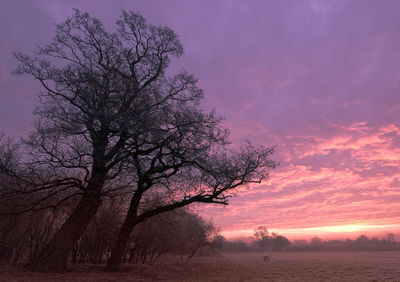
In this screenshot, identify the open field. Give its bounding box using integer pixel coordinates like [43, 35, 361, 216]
[1, 252, 400, 282]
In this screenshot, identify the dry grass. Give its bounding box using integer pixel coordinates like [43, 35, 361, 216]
[1, 252, 400, 281]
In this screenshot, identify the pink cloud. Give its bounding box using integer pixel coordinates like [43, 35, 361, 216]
[200, 121, 400, 239]
[1, 0, 400, 240]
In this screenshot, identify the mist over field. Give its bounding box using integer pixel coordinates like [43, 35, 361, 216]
[1, 0, 400, 281]
[2, 252, 400, 282]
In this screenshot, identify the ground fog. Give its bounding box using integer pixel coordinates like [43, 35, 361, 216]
[1, 251, 400, 281]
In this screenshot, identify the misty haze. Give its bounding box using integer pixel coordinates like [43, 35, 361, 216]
[1, 1, 400, 281]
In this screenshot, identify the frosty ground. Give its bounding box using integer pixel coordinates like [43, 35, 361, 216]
[1, 251, 400, 281]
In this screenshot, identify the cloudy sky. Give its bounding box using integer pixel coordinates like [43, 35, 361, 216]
[1, 0, 400, 240]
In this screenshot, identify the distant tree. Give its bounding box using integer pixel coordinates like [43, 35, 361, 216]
[271, 235, 291, 251]
[356, 235, 369, 243]
[309, 237, 322, 247]
[250, 226, 290, 252]
[252, 226, 270, 241]
[212, 235, 226, 251]
[221, 240, 251, 253]
[293, 239, 308, 247]
[386, 233, 396, 243]
[251, 226, 271, 251]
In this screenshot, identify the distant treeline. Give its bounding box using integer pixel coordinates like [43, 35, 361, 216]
[216, 226, 400, 252]
[288, 234, 400, 252]
[215, 226, 292, 252]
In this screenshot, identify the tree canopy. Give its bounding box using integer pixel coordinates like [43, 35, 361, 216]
[1, 9, 277, 272]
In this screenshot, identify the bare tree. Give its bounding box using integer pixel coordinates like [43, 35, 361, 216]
[106, 141, 276, 271]
[124, 208, 219, 264]
[250, 226, 290, 252]
[251, 226, 271, 251]
[0, 133, 21, 198]
[252, 226, 270, 242]
[9, 9, 277, 273]
[0, 190, 74, 264]
[180, 212, 218, 262]
[10, 9, 200, 272]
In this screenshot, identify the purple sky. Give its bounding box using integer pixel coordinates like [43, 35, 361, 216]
[1, 0, 400, 240]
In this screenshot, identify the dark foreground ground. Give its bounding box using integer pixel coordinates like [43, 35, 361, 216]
[1, 252, 400, 282]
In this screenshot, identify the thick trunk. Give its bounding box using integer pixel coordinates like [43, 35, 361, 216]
[105, 216, 137, 272]
[105, 183, 200, 271]
[105, 185, 144, 272]
[25, 194, 102, 272]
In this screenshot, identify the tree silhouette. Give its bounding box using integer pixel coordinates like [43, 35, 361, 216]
[106, 141, 276, 271]
[9, 9, 276, 272]
[250, 226, 290, 252]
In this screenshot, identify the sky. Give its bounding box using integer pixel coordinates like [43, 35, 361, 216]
[1, 0, 400, 241]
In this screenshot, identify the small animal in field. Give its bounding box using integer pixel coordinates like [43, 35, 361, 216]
[263, 255, 270, 262]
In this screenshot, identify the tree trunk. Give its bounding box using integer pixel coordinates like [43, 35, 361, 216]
[25, 194, 102, 272]
[105, 217, 137, 272]
[186, 243, 202, 263]
[105, 186, 144, 272]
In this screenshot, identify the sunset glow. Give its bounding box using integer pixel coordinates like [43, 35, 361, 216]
[1, 0, 400, 241]
[222, 223, 400, 241]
